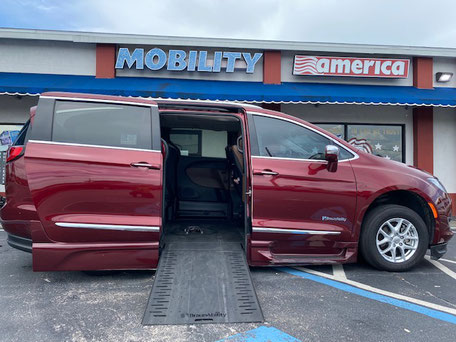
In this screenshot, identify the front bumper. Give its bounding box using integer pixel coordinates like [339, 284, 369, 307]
[430, 242, 448, 260]
[7, 233, 32, 253]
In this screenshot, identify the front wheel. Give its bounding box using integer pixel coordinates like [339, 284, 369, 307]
[360, 204, 429, 272]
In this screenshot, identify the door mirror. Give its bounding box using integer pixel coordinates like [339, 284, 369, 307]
[325, 145, 339, 172]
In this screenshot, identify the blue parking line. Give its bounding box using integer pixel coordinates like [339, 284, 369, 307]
[279, 267, 456, 325]
[215, 326, 301, 342]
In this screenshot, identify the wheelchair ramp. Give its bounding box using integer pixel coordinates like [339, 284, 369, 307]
[142, 241, 264, 325]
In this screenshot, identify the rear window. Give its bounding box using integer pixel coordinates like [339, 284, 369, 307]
[13, 120, 30, 146]
[52, 101, 152, 150]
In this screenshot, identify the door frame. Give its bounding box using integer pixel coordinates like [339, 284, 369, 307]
[157, 110, 250, 254]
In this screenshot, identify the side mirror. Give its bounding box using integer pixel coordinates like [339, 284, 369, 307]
[325, 145, 339, 172]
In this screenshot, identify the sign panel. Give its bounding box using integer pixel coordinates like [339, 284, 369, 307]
[293, 55, 410, 78]
[116, 48, 263, 74]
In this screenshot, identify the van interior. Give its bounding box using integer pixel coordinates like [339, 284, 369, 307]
[159, 111, 246, 249]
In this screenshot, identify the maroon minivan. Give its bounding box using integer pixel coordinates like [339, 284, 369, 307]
[1, 92, 453, 272]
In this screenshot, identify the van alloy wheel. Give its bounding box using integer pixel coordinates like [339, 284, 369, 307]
[376, 218, 419, 263]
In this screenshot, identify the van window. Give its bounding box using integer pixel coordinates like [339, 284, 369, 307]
[252, 115, 353, 160]
[169, 130, 201, 156]
[52, 101, 152, 150]
[170, 129, 227, 158]
[12, 120, 30, 146]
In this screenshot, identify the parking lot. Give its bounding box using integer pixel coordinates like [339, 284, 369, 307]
[1, 229, 456, 342]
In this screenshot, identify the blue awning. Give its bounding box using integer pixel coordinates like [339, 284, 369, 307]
[1, 72, 456, 107]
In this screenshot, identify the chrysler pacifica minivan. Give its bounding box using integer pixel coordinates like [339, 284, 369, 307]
[1, 92, 452, 272]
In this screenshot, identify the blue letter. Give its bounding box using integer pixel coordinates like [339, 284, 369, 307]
[167, 50, 187, 71]
[212, 51, 223, 72]
[223, 52, 242, 72]
[188, 51, 198, 71]
[115, 48, 144, 69]
[243, 52, 263, 73]
[145, 48, 167, 71]
[197, 51, 212, 72]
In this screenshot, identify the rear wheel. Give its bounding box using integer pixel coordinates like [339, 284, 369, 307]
[360, 204, 429, 271]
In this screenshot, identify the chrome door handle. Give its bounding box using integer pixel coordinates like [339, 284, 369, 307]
[254, 169, 279, 176]
[130, 162, 161, 170]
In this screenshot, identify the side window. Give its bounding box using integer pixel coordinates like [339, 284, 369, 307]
[169, 129, 227, 158]
[252, 115, 331, 160]
[169, 130, 202, 156]
[52, 101, 152, 149]
[338, 146, 354, 160]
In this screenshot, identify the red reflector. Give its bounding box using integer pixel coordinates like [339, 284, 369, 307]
[6, 146, 24, 162]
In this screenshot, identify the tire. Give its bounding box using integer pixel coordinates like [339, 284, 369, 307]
[359, 204, 429, 272]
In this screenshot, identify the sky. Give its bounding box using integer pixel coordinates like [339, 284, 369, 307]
[0, 0, 455, 48]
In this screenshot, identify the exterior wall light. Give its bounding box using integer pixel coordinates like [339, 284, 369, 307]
[435, 72, 453, 82]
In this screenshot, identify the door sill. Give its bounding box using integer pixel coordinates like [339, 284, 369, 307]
[256, 249, 355, 266]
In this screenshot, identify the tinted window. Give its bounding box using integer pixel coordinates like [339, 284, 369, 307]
[253, 115, 331, 160]
[169, 129, 228, 158]
[169, 130, 202, 156]
[314, 123, 354, 159]
[253, 116, 353, 160]
[52, 101, 152, 149]
[12, 120, 30, 146]
[315, 123, 345, 140]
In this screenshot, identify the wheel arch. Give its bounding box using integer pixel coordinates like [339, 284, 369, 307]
[361, 190, 435, 245]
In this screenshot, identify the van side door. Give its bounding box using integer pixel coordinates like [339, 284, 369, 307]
[25, 97, 163, 271]
[247, 112, 357, 265]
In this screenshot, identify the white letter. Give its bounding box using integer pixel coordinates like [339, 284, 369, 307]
[381, 61, 392, 75]
[392, 61, 405, 76]
[363, 60, 375, 74]
[374, 61, 381, 74]
[316, 58, 330, 73]
[330, 59, 350, 74]
[351, 60, 363, 74]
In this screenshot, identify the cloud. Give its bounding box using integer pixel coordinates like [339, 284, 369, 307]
[1, 0, 456, 48]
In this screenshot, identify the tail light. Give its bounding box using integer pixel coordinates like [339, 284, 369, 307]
[6, 146, 25, 163]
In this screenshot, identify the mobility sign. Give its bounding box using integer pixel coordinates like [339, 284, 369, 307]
[293, 55, 410, 78]
[116, 48, 263, 73]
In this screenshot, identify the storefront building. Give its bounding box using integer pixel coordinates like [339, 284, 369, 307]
[0, 28, 456, 213]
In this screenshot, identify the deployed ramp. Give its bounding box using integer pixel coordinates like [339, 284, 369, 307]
[142, 240, 263, 325]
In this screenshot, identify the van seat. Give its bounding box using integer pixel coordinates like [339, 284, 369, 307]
[226, 144, 244, 197]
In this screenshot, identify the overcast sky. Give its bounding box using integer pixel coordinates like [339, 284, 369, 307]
[0, 0, 455, 48]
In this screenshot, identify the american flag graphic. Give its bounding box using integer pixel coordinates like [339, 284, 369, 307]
[293, 56, 320, 75]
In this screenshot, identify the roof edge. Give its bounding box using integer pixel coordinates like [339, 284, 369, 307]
[2, 28, 456, 57]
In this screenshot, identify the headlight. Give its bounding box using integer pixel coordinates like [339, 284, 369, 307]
[427, 177, 447, 192]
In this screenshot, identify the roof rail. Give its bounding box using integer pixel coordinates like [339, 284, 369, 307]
[155, 99, 260, 113]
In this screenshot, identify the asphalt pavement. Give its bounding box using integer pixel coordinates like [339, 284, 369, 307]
[1, 230, 456, 342]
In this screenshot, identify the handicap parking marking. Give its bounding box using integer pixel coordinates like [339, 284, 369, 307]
[215, 326, 301, 342]
[436, 257, 456, 265]
[424, 256, 456, 280]
[331, 264, 347, 280]
[278, 267, 456, 325]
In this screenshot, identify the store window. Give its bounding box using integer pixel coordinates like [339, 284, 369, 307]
[315, 123, 404, 162]
[316, 124, 345, 140]
[0, 123, 24, 186]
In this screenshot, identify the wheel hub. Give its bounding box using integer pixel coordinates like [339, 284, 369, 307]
[375, 218, 419, 263]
